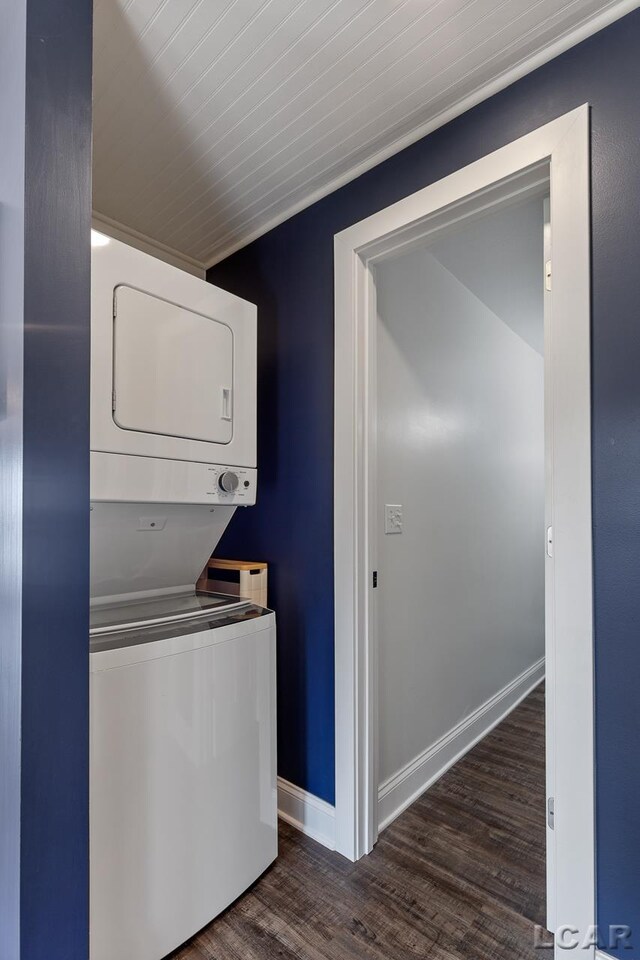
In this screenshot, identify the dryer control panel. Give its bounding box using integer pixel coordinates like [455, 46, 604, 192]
[206, 465, 256, 504]
[91, 451, 257, 506]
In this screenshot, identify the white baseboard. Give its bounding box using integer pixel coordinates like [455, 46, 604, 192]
[277, 777, 336, 851]
[378, 657, 545, 832]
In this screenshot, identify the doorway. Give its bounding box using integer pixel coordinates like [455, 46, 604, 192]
[333, 107, 593, 958]
[374, 190, 546, 834]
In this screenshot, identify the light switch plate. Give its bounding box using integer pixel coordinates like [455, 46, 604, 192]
[385, 504, 403, 534]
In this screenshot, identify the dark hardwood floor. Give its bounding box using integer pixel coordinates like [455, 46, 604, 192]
[173, 684, 546, 960]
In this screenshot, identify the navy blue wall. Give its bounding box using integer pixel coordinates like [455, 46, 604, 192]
[22, 2, 93, 957]
[0, 1, 92, 958]
[212, 238, 336, 804]
[210, 10, 640, 947]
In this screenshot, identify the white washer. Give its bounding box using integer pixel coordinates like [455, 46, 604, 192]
[89, 235, 276, 960]
[90, 596, 276, 960]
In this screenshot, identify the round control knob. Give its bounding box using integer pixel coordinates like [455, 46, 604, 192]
[218, 470, 239, 494]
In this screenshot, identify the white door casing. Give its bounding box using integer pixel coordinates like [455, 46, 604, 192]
[333, 106, 593, 958]
[543, 195, 557, 934]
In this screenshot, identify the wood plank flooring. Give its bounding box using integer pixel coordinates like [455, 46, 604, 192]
[172, 684, 546, 960]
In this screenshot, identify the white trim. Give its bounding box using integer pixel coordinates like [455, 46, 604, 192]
[543, 195, 557, 934]
[596, 952, 615, 960]
[378, 660, 545, 833]
[333, 106, 594, 960]
[205, 0, 638, 268]
[91, 211, 206, 279]
[277, 777, 336, 851]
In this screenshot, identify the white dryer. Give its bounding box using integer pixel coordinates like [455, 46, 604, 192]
[89, 234, 276, 960]
[91, 236, 257, 505]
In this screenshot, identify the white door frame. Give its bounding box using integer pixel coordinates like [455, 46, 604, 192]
[333, 106, 593, 954]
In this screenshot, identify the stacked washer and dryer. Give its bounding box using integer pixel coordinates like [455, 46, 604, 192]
[89, 235, 277, 960]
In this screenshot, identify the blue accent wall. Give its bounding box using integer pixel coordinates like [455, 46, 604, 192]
[22, 3, 93, 957]
[0, 0, 92, 957]
[209, 10, 640, 947]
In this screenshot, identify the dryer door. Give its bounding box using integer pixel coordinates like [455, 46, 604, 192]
[113, 286, 233, 445]
[91, 237, 256, 472]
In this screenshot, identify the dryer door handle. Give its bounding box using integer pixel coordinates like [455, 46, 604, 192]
[221, 387, 232, 421]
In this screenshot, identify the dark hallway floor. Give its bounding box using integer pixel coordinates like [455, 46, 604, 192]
[173, 684, 546, 960]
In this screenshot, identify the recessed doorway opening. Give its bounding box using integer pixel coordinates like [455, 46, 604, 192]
[374, 188, 547, 828]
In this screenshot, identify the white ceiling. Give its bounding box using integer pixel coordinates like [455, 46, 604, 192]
[92, 0, 635, 272]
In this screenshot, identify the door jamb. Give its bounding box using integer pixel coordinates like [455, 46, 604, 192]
[333, 106, 593, 957]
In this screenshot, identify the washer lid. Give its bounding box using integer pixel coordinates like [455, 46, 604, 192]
[90, 590, 247, 636]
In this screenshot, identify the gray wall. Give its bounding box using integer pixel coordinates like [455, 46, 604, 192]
[428, 196, 545, 355]
[0, 2, 27, 953]
[376, 242, 545, 787]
